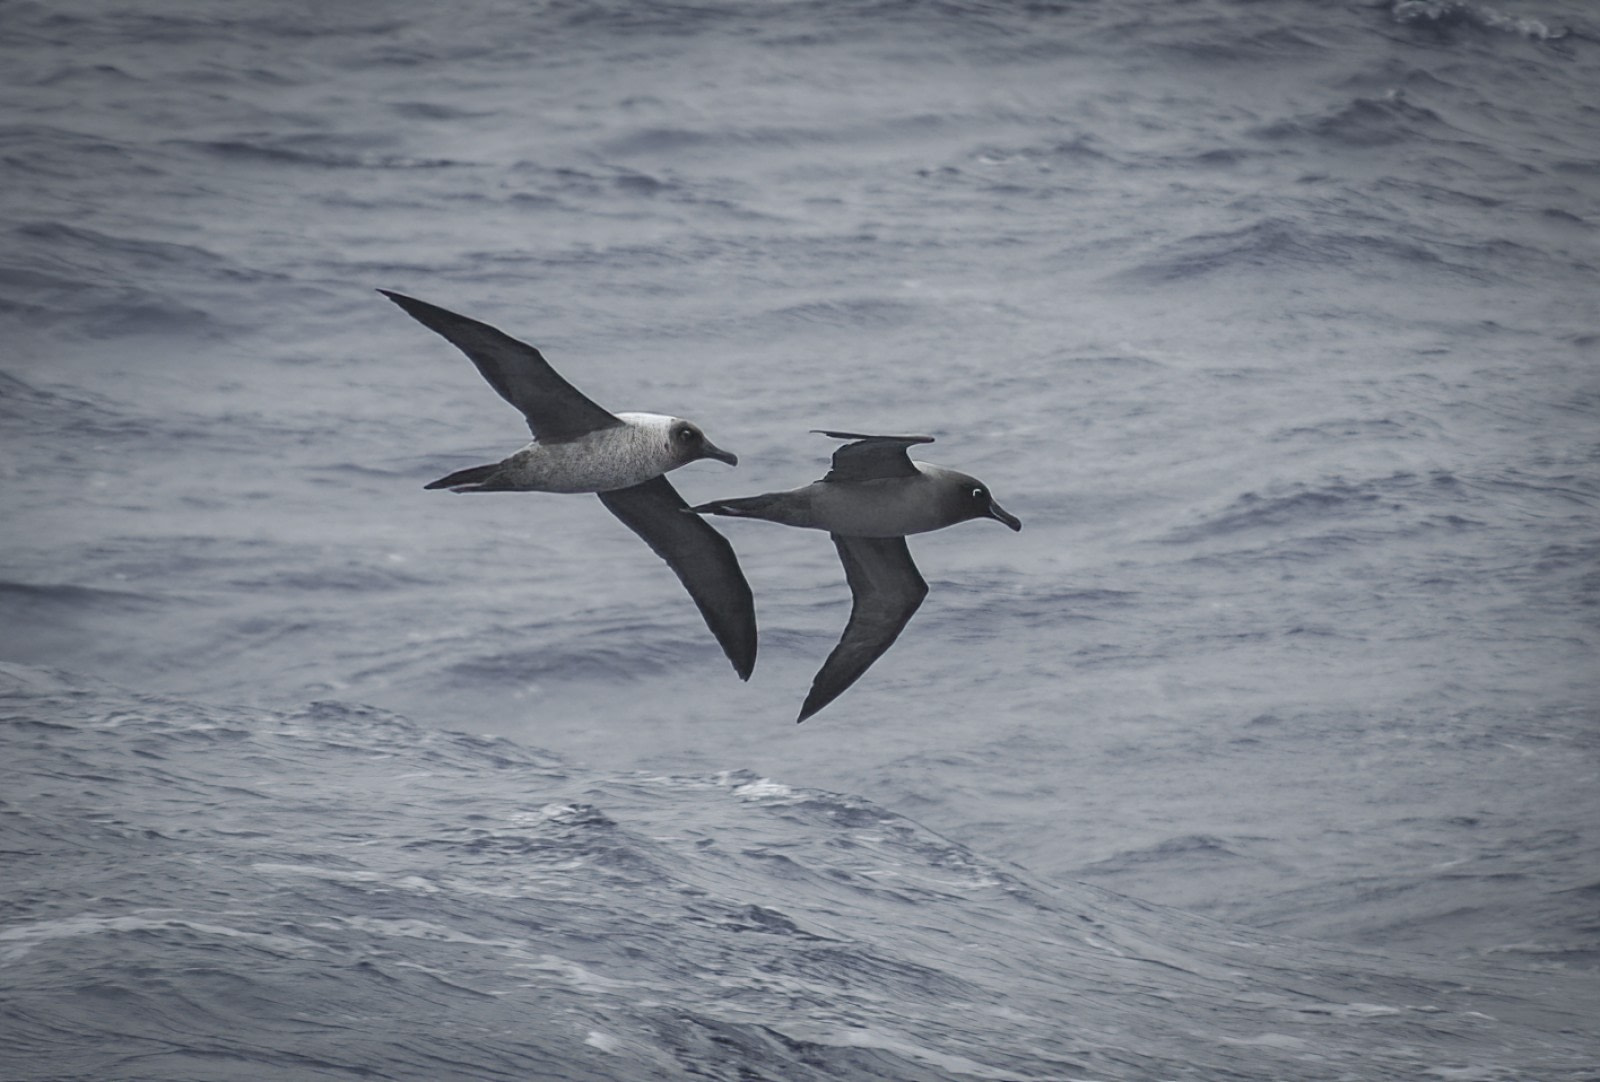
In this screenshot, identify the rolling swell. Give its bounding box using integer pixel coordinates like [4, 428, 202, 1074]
[1, 668, 1593, 1081]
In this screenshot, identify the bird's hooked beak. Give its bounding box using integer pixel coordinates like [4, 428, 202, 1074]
[986, 498, 1022, 531]
[700, 439, 738, 467]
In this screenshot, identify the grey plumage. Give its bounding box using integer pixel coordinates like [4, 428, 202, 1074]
[385, 290, 756, 680]
[693, 431, 1019, 721]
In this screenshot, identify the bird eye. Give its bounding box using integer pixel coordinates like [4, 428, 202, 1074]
[972, 487, 985, 500]
[678, 426, 700, 443]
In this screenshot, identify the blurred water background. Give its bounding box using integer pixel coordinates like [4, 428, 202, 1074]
[2, 0, 1597, 1078]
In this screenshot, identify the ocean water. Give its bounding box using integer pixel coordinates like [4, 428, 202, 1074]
[3, 0, 1598, 1078]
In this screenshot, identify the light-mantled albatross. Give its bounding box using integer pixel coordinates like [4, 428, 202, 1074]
[383, 290, 756, 681]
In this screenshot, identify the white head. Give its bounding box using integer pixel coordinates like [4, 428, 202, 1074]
[616, 412, 738, 469]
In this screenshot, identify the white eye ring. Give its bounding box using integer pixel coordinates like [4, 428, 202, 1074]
[972, 487, 985, 500]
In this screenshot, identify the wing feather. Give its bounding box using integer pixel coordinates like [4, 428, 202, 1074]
[382, 290, 621, 442]
[598, 476, 758, 681]
[798, 535, 927, 721]
[811, 430, 935, 482]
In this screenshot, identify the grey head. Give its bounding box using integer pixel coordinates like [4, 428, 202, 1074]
[921, 465, 1023, 533]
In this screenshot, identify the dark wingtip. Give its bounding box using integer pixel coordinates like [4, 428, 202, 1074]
[729, 636, 756, 682]
[378, 289, 448, 327]
[796, 688, 830, 723]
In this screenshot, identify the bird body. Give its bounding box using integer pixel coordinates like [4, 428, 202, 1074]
[697, 462, 1009, 538]
[427, 412, 729, 494]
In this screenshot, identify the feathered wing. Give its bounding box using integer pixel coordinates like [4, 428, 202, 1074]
[598, 476, 758, 681]
[798, 534, 928, 722]
[381, 290, 621, 442]
[813, 430, 934, 483]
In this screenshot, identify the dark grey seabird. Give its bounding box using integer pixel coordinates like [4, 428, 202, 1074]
[382, 290, 756, 681]
[691, 431, 1020, 721]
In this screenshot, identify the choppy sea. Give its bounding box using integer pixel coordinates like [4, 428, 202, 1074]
[3, 1, 1597, 1078]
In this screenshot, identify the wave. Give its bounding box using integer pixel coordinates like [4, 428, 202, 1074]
[0, 370, 145, 438]
[1163, 471, 1449, 545]
[174, 137, 465, 171]
[0, 579, 161, 615]
[765, 296, 928, 330]
[435, 631, 721, 686]
[14, 222, 232, 276]
[2, 667, 1595, 1081]
[1255, 91, 1454, 149]
[1389, 0, 1571, 41]
[0, 222, 244, 337]
[1118, 215, 1496, 285]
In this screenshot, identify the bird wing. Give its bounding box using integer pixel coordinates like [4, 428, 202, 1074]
[798, 534, 928, 722]
[598, 475, 758, 681]
[382, 290, 622, 442]
[812, 430, 935, 482]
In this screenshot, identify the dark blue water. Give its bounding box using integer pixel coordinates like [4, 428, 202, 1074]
[3, 0, 1598, 1077]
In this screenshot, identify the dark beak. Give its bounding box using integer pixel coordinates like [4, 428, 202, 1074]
[700, 440, 738, 467]
[986, 499, 1021, 531]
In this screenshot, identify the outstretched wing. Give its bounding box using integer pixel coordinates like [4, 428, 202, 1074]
[381, 290, 621, 443]
[812, 430, 935, 483]
[598, 475, 758, 681]
[798, 534, 927, 722]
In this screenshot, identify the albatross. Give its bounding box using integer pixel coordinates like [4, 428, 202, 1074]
[383, 290, 757, 681]
[691, 430, 1018, 720]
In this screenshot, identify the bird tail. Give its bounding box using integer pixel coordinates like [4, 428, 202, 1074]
[688, 493, 786, 521]
[424, 463, 504, 491]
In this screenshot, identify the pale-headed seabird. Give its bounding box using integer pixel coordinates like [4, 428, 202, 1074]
[382, 290, 756, 681]
[691, 431, 1019, 721]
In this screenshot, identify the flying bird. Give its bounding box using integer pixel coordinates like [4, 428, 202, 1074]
[691, 431, 1019, 720]
[382, 290, 756, 680]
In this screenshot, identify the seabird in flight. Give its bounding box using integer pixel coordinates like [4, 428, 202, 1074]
[691, 430, 1019, 719]
[382, 290, 756, 680]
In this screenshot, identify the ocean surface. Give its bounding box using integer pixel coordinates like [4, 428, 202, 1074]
[3, 0, 1597, 1078]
